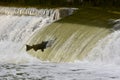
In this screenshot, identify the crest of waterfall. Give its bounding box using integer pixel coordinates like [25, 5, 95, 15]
[0, 6, 76, 21]
[0, 6, 61, 21]
[86, 31, 120, 65]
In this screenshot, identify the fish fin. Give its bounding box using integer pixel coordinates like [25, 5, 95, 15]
[41, 49, 44, 52]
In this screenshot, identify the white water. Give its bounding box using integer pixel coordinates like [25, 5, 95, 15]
[1, 62, 120, 80]
[0, 6, 59, 19]
[0, 22, 119, 80]
[0, 15, 54, 64]
[0, 7, 120, 80]
[86, 31, 120, 65]
[0, 7, 75, 64]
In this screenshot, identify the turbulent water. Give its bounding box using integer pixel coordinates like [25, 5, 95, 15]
[0, 15, 53, 64]
[0, 6, 120, 80]
[1, 62, 120, 80]
[86, 31, 120, 65]
[28, 18, 109, 62]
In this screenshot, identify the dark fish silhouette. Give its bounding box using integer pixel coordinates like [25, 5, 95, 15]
[26, 39, 56, 52]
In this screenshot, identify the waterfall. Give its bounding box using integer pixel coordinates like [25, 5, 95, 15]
[85, 19, 120, 65]
[0, 6, 111, 63]
[85, 31, 120, 65]
[0, 6, 75, 64]
[0, 15, 50, 64]
[28, 23, 109, 62]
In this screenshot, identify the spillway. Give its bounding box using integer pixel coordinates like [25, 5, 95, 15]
[27, 11, 110, 62]
[0, 6, 116, 63]
[0, 6, 75, 63]
[86, 31, 120, 65]
[0, 6, 120, 80]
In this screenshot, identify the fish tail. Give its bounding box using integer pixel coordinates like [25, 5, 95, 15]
[26, 45, 33, 51]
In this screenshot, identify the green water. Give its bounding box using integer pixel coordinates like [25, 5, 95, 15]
[27, 23, 109, 62]
[27, 8, 120, 62]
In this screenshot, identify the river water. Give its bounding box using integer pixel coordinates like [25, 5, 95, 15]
[0, 61, 120, 80]
[0, 7, 120, 80]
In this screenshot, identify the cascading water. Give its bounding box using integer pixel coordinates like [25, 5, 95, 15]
[0, 15, 49, 63]
[1, 6, 120, 80]
[28, 21, 109, 62]
[0, 6, 113, 63]
[86, 30, 120, 65]
[0, 6, 65, 64]
[84, 19, 120, 65]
